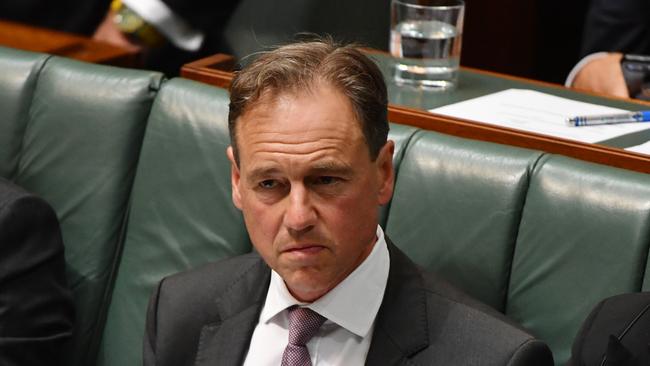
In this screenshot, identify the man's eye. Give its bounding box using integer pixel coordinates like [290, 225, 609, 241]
[259, 180, 278, 189]
[315, 176, 338, 185]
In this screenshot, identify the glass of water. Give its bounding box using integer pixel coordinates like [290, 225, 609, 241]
[390, 0, 465, 90]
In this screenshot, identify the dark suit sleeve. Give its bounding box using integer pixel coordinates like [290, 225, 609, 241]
[0, 193, 74, 366]
[506, 339, 554, 366]
[581, 0, 650, 57]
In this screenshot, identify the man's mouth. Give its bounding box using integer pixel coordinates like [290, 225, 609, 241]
[282, 244, 326, 256]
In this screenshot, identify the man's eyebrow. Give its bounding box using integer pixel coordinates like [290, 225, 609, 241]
[246, 166, 281, 181]
[308, 161, 354, 176]
[245, 162, 354, 181]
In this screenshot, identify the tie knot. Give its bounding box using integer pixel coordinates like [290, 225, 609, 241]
[287, 306, 326, 346]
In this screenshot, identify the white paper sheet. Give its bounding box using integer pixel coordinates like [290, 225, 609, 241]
[625, 141, 650, 155]
[430, 89, 650, 143]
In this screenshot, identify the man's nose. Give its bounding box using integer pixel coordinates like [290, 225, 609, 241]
[283, 185, 316, 234]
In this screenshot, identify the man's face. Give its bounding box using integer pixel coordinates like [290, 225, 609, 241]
[227, 83, 394, 302]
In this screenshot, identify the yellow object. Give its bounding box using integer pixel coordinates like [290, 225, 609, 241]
[110, 0, 122, 12]
[110, 0, 165, 47]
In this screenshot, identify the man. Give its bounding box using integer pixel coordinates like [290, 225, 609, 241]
[143, 39, 554, 365]
[0, 177, 74, 366]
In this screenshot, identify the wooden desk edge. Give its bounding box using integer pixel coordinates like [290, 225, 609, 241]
[390, 105, 650, 173]
[180, 53, 650, 174]
[0, 20, 139, 67]
[181, 54, 235, 89]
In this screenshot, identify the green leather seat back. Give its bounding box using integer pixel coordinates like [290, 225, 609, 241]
[380, 123, 418, 228]
[11, 57, 164, 366]
[385, 130, 543, 311]
[506, 155, 650, 365]
[0, 46, 49, 178]
[98, 79, 251, 366]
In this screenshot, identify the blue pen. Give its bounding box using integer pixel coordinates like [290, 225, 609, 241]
[566, 111, 650, 126]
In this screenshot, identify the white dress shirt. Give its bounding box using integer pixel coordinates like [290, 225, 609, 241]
[243, 226, 390, 366]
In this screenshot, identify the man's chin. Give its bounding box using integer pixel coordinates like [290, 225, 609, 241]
[280, 270, 335, 302]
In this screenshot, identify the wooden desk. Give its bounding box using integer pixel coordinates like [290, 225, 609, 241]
[181, 53, 650, 174]
[0, 20, 137, 67]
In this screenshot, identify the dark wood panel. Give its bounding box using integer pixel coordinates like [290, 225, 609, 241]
[461, 0, 589, 83]
[462, 0, 537, 77]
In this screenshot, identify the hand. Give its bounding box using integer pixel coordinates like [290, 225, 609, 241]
[572, 52, 629, 98]
[92, 9, 141, 53]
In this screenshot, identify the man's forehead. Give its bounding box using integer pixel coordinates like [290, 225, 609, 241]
[235, 86, 362, 136]
[239, 80, 356, 116]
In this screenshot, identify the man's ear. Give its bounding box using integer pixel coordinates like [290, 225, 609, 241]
[227, 146, 242, 209]
[376, 140, 395, 205]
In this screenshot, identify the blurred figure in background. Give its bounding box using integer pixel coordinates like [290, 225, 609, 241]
[0, 0, 238, 75]
[566, 0, 650, 99]
[93, 0, 238, 75]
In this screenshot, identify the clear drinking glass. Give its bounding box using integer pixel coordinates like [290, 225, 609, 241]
[390, 0, 465, 90]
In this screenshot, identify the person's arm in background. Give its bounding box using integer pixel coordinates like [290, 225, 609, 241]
[566, 52, 628, 98]
[93, 0, 204, 52]
[93, 0, 239, 75]
[0, 180, 74, 366]
[566, 0, 649, 98]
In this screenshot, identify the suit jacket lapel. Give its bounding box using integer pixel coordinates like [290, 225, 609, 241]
[194, 257, 271, 366]
[193, 239, 430, 366]
[366, 239, 429, 366]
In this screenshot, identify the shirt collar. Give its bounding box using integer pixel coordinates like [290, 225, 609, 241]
[259, 225, 390, 338]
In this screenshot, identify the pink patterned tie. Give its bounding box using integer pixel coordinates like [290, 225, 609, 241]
[281, 306, 326, 366]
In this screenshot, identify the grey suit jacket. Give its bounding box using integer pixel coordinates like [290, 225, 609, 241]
[144, 240, 553, 365]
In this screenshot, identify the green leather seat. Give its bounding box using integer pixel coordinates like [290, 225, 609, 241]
[506, 155, 650, 364]
[97, 78, 252, 366]
[10, 54, 164, 366]
[379, 123, 418, 228]
[386, 130, 543, 312]
[0, 47, 49, 178]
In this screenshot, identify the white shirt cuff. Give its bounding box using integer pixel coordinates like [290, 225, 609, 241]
[565, 52, 611, 87]
[122, 0, 204, 51]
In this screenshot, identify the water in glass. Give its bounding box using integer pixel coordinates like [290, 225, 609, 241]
[390, 19, 461, 90]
